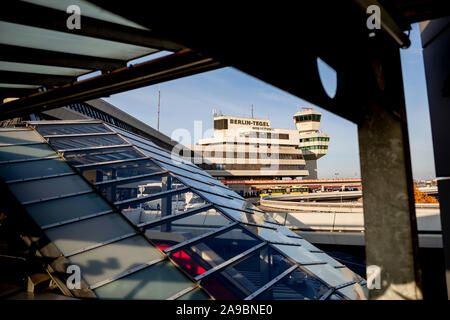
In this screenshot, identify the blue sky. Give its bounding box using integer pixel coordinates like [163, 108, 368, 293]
[105, 23, 435, 180]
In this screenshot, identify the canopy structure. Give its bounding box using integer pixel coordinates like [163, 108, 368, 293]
[0, 120, 366, 299]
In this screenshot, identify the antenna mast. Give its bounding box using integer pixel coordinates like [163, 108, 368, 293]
[251, 104, 254, 118]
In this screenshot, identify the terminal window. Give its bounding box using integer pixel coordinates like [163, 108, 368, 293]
[214, 119, 228, 130]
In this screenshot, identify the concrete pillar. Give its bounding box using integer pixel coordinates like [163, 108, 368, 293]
[357, 38, 422, 299]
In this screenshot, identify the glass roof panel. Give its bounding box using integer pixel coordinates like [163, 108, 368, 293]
[177, 287, 210, 300]
[0, 158, 73, 181]
[9, 174, 91, 203]
[329, 293, 344, 300]
[0, 124, 367, 300]
[25, 192, 113, 227]
[94, 260, 197, 300]
[23, 0, 148, 30]
[97, 174, 184, 203]
[112, 127, 159, 148]
[63, 146, 142, 166]
[217, 206, 277, 226]
[169, 226, 262, 278]
[255, 267, 330, 300]
[312, 253, 344, 268]
[290, 238, 322, 252]
[49, 134, 127, 150]
[200, 246, 292, 300]
[116, 131, 206, 172]
[45, 213, 135, 255]
[193, 191, 246, 212]
[272, 244, 325, 265]
[243, 224, 303, 245]
[114, 128, 202, 170]
[174, 174, 239, 200]
[35, 123, 112, 136]
[0, 130, 43, 145]
[337, 283, 367, 300]
[0, 61, 89, 76]
[143, 208, 232, 250]
[0, 21, 156, 60]
[114, 128, 240, 195]
[113, 129, 226, 178]
[119, 190, 208, 225]
[0, 144, 55, 162]
[304, 264, 362, 287]
[79, 159, 162, 184]
[69, 235, 162, 286]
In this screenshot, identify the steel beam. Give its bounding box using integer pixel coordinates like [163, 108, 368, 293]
[0, 71, 75, 87]
[0, 49, 221, 120]
[0, 44, 126, 71]
[1, 1, 183, 52]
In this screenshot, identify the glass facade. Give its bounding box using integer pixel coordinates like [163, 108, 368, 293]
[300, 137, 330, 142]
[301, 145, 329, 150]
[294, 114, 321, 122]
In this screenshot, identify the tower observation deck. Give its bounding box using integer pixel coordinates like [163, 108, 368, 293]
[294, 108, 330, 179]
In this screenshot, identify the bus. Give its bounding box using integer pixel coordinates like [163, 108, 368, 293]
[257, 186, 309, 197]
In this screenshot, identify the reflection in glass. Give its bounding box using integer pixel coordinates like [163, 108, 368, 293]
[9, 174, 91, 203]
[94, 260, 198, 300]
[0, 158, 73, 181]
[113, 127, 159, 148]
[255, 268, 330, 300]
[328, 293, 344, 300]
[97, 175, 183, 203]
[169, 226, 261, 278]
[177, 288, 210, 300]
[68, 235, 162, 286]
[46, 213, 135, 255]
[0, 144, 55, 162]
[272, 244, 325, 265]
[79, 159, 162, 184]
[119, 191, 207, 225]
[175, 174, 239, 200]
[24, 193, 113, 227]
[143, 208, 231, 250]
[200, 246, 292, 300]
[49, 134, 126, 150]
[63, 146, 142, 166]
[304, 264, 362, 288]
[0, 130, 43, 145]
[35, 123, 112, 136]
[337, 283, 367, 300]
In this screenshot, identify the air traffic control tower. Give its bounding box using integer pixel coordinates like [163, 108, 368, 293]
[294, 108, 330, 179]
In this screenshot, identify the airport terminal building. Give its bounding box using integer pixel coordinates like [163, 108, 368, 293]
[189, 115, 309, 180]
[188, 109, 329, 194]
